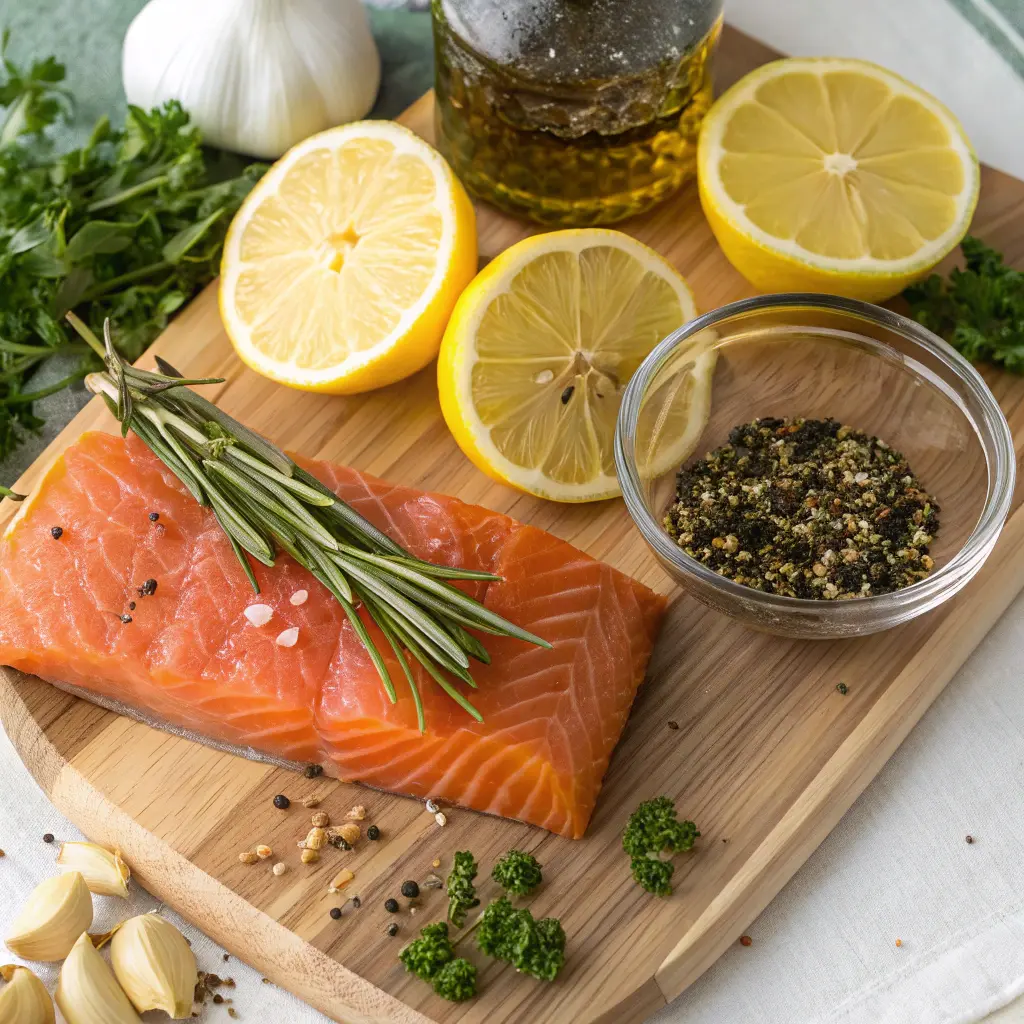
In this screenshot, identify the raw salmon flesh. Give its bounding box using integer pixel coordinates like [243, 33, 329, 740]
[0, 432, 666, 838]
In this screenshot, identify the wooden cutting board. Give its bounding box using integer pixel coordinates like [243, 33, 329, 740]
[3, 25, 1024, 1024]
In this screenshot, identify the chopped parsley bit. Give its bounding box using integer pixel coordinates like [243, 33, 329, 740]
[623, 796, 699, 897]
[446, 850, 480, 927]
[491, 849, 543, 897]
[432, 958, 477, 1002]
[836, 682, 849, 695]
[476, 896, 566, 982]
[399, 921, 454, 981]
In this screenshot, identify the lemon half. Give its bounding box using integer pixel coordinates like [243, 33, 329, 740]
[438, 230, 708, 502]
[220, 121, 477, 393]
[698, 58, 980, 301]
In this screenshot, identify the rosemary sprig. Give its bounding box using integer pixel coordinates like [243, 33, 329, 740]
[68, 315, 550, 729]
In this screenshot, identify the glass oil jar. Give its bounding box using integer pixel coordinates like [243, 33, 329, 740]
[432, 0, 724, 226]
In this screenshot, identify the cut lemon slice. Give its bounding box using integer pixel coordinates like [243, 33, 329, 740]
[437, 230, 708, 502]
[220, 121, 477, 393]
[698, 58, 979, 301]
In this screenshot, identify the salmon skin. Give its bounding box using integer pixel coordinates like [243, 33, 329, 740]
[0, 433, 666, 838]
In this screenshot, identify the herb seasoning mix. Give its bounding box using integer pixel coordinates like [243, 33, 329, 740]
[664, 418, 940, 599]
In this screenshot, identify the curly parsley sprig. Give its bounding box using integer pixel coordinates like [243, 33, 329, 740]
[491, 849, 543, 897]
[904, 237, 1024, 373]
[623, 796, 699, 897]
[446, 850, 480, 927]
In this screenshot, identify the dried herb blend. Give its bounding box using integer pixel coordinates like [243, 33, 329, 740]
[664, 417, 940, 599]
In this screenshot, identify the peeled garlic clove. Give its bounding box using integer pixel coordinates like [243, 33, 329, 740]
[4, 871, 93, 961]
[55, 932, 141, 1024]
[0, 964, 55, 1024]
[57, 842, 131, 898]
[110, 914, 197, 1019]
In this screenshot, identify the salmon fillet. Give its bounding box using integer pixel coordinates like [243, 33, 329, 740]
[0, 432, 666, 838]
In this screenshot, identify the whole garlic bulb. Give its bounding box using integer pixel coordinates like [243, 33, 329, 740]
[122, 0, 381, 159]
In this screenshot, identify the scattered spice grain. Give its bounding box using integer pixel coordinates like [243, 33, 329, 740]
[401, 880, 420, 899]
[304, 764, 323, 778]
[329, 907, 342, 920]
[425, 799, 439, 814]
[350, 895, 361, 909]
[272, 862, 287, 876]
[255, 845, 273, 860]
[120, 614, 132, 623]
[346, 805, 366, 820]
[228, 1009, 239, 1019]
[311, 810, 330, 828]
[367, 825, 381, 841]
[223, 953, 230, 962]
[301, 795, 321, 808]
[238, 851, 259, 865]
[434, 812, 447, 827]
[561, 385, 574, 404]
[384, 898, 399, 913]
[50, 526, 63, 539]
[213, 993, 224, 1004]
[667, 720, 679, 730]
[432, 858, 441, 868]
[328, 869, 355, 893]
[0, 849, 5, 857]
[42, 833, 54, 844]
[836, 682, 849, 695]
[148, 512, 159, 522]
[665, 417, 940, 599]
[895, 938, 903, 948]
[137, 578, 158, 597]
[966, 835, 975, 844]
[329, 835, 352, 851]
[128, 601, 136, 611]
[301, 848, 319, 864]
[273, 794, 290, 810]
[337, 823, 361, 846]
[739, 935, 752, 947]
[387, 922, 399, 937]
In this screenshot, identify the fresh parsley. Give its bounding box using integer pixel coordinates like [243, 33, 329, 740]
[446, 850, 480, 927]
[0, 38, 265, 458]
[491, 849, 543, 897]
[903, 237, 1024, 373]
[623, 796, 700, 897]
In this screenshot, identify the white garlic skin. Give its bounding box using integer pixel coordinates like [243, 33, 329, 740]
[122, 0, 381, 159]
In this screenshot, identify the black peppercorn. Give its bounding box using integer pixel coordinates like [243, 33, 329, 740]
[836, 682, 849, 695]
[367, 825, 381, 841]
[387, 922, 399, 937]
[966, 834, 975, 844]
[137, 578, 158, 597]
[400, 880, 419, 899]
[329, 835, 352, 850]
[303, 764, 323, 779]
[128, 601, 136, 611]
[120, 614, 132, 624]
[272, 794, 290, 810]
[384, 898, 399, 913]
[351, 895, 361, 909]
[148, 512, 159, 522]
[667, 720, 679, 730]
[329, 907, 342, 920]
[50, 526, 63, 539]
[42, 833, 54, 844]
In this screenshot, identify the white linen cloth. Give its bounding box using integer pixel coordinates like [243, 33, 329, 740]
[3, 2, 1024, 1022]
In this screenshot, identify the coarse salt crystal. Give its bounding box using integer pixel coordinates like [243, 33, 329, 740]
[290, 590, 309, 606]
[244, 604, 273, 627]
[276, 627, 299, 648]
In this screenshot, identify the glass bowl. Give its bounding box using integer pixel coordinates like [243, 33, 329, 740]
[614, 294, 1016, 638]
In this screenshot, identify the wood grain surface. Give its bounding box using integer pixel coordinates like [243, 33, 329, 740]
[3, 25, 1024, 1024]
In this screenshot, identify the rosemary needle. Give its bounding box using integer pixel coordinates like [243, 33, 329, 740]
[68, 315, 550, 730]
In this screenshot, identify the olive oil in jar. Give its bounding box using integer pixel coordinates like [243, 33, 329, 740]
[432, 0, 723, 226]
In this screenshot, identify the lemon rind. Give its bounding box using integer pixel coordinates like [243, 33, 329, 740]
[699, 57, 980, 278]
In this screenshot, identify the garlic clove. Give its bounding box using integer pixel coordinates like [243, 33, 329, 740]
[57, 842, 131, 898]
[4, 871, 93, 961]
[55, 932, 141, 1024]
[109, 914, 197, 1019]
[0, 964, 56, 1024]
